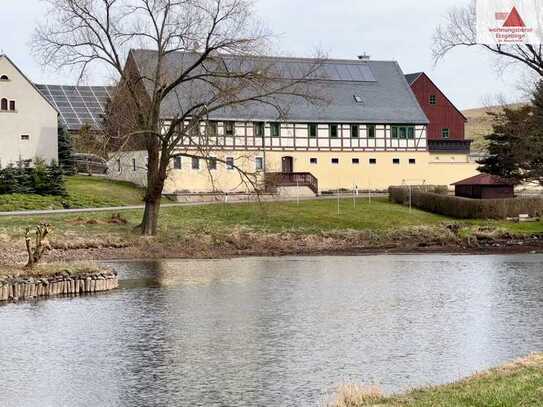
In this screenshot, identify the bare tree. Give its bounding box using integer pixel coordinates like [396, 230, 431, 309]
[34, 0, 325, 235]
[24, 223, 51, 269]
[433, 1, 543, 77]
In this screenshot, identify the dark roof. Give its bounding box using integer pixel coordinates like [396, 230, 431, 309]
[452, 174, 514, 186]
[130, 49, 428, 124]
[35, 84, 115, 131]
[404, 72, 423, 85]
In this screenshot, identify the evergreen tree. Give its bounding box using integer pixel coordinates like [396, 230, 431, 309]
[46, 161, 67, 196]
[477, 105, 535, 184]
[14, 161, 34, 194]
[58, 123, 76, 175]
[0, 166, 18, 194]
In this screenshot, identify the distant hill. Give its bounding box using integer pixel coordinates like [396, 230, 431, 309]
[462, 103, 528, 153]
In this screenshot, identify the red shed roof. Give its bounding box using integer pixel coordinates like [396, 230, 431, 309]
[452, 174, 514, 186]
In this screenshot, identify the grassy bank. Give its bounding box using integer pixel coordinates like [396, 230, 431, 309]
[333, 354, 543, 406]
[0, 176, 167, 211]
[1, 198, 543, 264]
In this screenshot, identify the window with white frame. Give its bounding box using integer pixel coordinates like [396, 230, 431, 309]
[226, 157, 234, 170]
[192, 157, 200, 170]
[208, 157, 217, 170]
[173, 156, 182, 169]
[255, 157, 264, 171]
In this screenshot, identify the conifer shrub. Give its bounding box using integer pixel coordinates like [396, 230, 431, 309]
[0, 161, 67, 196]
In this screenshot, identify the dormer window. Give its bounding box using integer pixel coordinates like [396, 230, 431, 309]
[0, 75, 8, 81]
[0, 98, 7, 111]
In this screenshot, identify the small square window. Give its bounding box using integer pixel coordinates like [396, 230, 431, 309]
[173, 156, 182, 169]
[367, 125, 376, 139]
[270, 122, 280, 138]
[429, 95, 436, 105]
[393, 158, 400, 165]
[352, 158, 360, 164]
[329, 124, 338, 138]
[226, 157, 234, 170]
[351, 125, 359, 138]
[192, 157, 200, 170]
[369, 158, 376, 165]
[224, 121, 235, 136]
[208, 157, 217, 170]
[331, 158, 339, 164]
[310, 157, 318, 164]
[20, 134, 30, 141]
[308, 123, 317, 138]
[254, 122, 264, 137]
[255, 157, 264, 171]
[353, 95, 363, 104]
[442, 128, 450, 139]
[409, 158, 416, 165]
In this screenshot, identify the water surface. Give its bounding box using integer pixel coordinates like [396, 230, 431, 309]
[1, 255, 543, 406]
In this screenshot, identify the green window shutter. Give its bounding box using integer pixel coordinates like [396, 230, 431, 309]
[407, 127, 415, 139]
[368, 125, 375, 139]
[330, 124, 338, 138]
[351, 125, 359, 138]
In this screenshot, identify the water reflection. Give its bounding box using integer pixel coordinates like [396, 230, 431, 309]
[1, 255, 543, 407]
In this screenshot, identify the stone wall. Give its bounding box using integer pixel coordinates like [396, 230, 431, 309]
[0, 271, 119, 303]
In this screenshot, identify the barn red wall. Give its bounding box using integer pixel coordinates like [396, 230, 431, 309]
[410, 74, 466, 140]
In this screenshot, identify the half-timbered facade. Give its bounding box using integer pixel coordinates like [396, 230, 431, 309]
[109, 51, 478, 193]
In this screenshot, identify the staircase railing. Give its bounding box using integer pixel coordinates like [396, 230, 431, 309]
[265, 172, 319, 194]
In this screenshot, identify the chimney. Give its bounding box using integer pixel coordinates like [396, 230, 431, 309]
[357, 53, 370, 61]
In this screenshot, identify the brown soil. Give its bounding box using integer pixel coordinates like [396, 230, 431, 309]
[1, 230, 541, 266]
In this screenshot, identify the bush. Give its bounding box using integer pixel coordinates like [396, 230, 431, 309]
[389, 186, 543, 219]
[0, 162, 67, 196]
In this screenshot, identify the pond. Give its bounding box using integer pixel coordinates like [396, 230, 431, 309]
[1, 255, 543, 406]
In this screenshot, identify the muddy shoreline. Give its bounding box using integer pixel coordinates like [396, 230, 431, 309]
[1, 233, 541, 267]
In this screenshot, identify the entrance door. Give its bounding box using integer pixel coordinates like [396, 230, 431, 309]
[281, 156, 293, 173]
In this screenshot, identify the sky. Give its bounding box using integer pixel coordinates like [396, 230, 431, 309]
[0, 0, 532, 110]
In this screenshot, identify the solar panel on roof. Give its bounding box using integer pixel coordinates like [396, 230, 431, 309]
[35, 84, 114, 132]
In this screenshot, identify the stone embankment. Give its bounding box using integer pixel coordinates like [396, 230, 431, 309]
[0, 271, 118, 303]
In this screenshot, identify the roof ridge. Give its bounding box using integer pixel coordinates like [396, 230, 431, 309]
[129, 48, 397, 64]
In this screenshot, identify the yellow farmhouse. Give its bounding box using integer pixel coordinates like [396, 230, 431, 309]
[107, 50, 478, 195]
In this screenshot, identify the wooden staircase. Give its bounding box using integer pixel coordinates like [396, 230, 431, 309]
[265, 172, 319, 195]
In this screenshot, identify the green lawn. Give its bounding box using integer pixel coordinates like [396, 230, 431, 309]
[334, 354, 543, 407]
[0, 176, 161, 211]
[1, 197, 542, 243]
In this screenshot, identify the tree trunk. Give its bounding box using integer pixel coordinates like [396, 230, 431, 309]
[141, 196, 161, 236]
[139, 133, 168, 236]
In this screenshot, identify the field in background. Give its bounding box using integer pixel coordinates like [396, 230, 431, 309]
[463, 103, 527, 153]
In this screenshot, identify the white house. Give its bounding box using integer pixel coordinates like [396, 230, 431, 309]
[0, 55, 58, 168]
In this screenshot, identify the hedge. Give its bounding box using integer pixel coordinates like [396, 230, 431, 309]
[389, 186, 543, 219]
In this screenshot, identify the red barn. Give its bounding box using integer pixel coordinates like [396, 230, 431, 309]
[405, 72, 471, 154]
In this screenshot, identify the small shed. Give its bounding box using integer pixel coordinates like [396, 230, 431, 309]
[452, 174, 514, 199]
